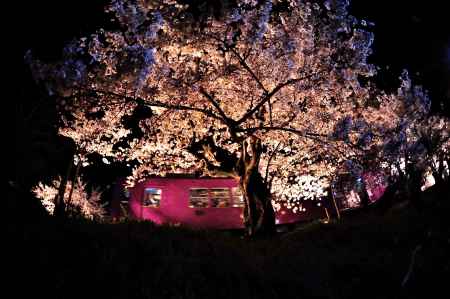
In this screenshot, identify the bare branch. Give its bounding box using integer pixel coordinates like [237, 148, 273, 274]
[247, 136, 262, 171]
[238, 126, 328, 140]
[401, 244, 423, 288]
[79, 88, 225, 122]
[199, 87, 236, 127]
[187, 135, 239, 177]
[236, 73, 319, 125]
[229, 47, 268, 93]
[264, 142, 282, 185]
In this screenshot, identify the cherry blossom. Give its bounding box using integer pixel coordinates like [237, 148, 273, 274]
[29, 0, 448, 235]
[33, 178, 106, 220]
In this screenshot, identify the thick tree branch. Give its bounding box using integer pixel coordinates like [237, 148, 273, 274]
[236, 73, 318, 125]
[229, 47, 268, 93]
[238, 126, 328, 140]
[187, 135, 239, 177]
[199, 87, 237, 127]
[239, 125, 359, 161]
[264, 142, 282, 185]
[77, 88, 225, 122]
[248, 136, 262, 171]
[228, 47, 274, 126]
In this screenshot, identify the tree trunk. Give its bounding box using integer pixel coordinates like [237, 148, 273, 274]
[239, 137, 275, 237]
[66, 158, 82, 214]
[187, 134, 275, 236]
[436, 153, 445, 186]
[359, 177, 370, 209]
[54, 155, 74, 218]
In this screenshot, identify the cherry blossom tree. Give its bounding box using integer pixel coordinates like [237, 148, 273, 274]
[33, 177, 106, 220]
[383, 116, 449, 195]
[28, 0, 446, 235]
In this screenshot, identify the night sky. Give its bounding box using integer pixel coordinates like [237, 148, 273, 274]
[11, 0, 449, 104]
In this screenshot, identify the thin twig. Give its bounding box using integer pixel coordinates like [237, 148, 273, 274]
[401, 244, 423, 288]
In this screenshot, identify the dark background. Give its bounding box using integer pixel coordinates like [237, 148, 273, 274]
[8, 0, 450, 188]
[6, 4, 448, 295]
[11, 0, 450, 97]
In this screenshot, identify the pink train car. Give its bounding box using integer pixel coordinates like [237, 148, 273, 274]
[111, 171, 387, 229]
[332, 171, 388, 210]
[115, 176, 331, 229]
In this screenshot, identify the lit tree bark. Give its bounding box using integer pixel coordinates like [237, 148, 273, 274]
[238, 137, 275, 236]
[359, 177, 370, 209]
[66, 156, 82, 212]
[30, 0, 448, 232]
[436, 152, 446, 186]
[54, 155, 73, 218]
[188, 134, 275, 236]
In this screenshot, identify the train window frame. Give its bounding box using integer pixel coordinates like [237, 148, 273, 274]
[231, 187, 245, 207]
[210, 188, 231, 208]
[189, 188, 209, 208]
[142, 188, 162, 208]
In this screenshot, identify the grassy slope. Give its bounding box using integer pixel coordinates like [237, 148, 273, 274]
[8, 186, 449, 299]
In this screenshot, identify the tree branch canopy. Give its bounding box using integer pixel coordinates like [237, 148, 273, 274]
[28, 0, 447, 219]
[236, 73, 320, 125]
[86, 88, 225, 122]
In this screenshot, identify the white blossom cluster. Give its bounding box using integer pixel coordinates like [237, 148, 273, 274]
[29, 0, 449, 212]
[271, 174, 329, 213]
[32, 178, 106, 220]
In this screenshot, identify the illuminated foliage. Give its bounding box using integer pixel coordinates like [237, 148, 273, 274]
[33, 178, 106, 220]
[28, 0, 448, 234]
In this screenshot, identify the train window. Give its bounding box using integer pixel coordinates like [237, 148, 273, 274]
[189, 188, 209, 208]
[142, 188, 162, 207]
[210, 188, 231, 208]
[231, 187, 245, 207]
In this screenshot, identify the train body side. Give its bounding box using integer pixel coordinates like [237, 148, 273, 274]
[127, 177, 327, 229]
[129, 177, 243, 229]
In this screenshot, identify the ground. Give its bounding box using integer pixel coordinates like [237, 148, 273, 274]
[7, 184, 449, 299]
